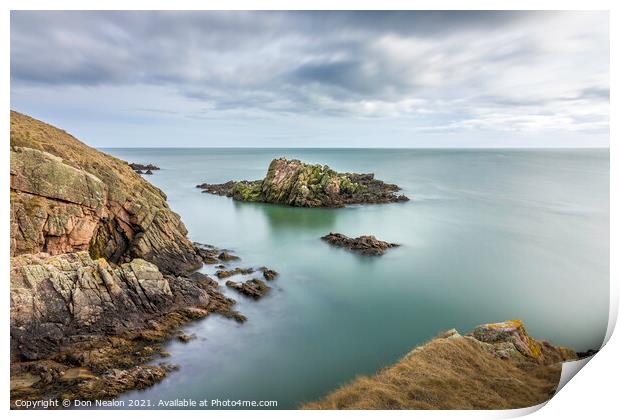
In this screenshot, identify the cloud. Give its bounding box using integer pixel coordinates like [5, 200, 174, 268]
[10, 11, 609, 146]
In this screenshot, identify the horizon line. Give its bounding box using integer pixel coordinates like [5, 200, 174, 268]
[98, 146, 611, 150]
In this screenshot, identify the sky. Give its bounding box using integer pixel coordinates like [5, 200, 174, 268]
[10, 11, 609, 148]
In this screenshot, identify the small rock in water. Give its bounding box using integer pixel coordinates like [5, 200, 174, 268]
[218, 251, 240, 261]
[177, 333, 196, 343]
[129, 162, 160, 172]
[193, 242, 223, 264]
[225, 279, 270, 299]
[260, 267, 278, 281]
[321, 232, 399, 256]
[160, 362, 180, 372]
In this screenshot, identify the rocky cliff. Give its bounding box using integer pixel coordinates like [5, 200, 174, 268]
[304, 320, 577, 409]
[197, 157, 409, 207]
[10, 111, 201, 275]
[9, 112, 242, 405]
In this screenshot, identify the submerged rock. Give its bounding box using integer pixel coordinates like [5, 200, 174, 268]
[321, 232, 399, 256]
[197, 157, 409, 207]
[177, 333, 196, 343]
[225, 279, 270, 299]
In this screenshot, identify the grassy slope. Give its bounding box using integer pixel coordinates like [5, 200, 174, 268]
[10, 111, 164, 201]
[303, 335, 562, 409]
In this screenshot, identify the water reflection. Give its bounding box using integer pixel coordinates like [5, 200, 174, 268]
[232, 200, 340, 232]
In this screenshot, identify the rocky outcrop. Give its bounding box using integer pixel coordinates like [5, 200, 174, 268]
[8, 112, 249, 406]
[321, 232, 399, 256]
[197, 157, 409, 207]
[129, 163, 160, 174]
[10, 251, 244, 405]
[10, 111, 202, 275]
[10, 148, 106, 256]
[225, 279, 271, 299]
[10, 252, 240, 360]
[304, 320, 577, 410]
[470, 320, 544, 360]
[194, 243, 240, 265]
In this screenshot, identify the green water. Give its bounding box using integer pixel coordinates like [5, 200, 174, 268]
[101, 148, 609, 409]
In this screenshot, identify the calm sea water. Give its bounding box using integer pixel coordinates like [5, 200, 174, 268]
[101, 148, 609, 409]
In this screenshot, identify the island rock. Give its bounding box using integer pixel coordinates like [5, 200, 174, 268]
[197, 157, 409, 207]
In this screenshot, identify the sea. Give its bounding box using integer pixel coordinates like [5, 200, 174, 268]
[99, 148, 609, 409]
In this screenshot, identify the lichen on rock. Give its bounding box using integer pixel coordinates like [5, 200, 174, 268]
[197, 157, 409, 207]
[10, 111, 202, 275]
[469, 320, 545, 360]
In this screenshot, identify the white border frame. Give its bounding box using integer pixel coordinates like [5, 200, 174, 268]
[2, 2, 616, 419]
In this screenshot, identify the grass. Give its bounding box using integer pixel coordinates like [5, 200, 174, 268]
[10, 111, 161, 200]
[302, 335, 562, 410]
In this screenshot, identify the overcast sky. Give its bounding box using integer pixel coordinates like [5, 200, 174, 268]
[10, 11, 609, 148]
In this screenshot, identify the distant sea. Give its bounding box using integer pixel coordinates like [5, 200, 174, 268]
[101, 148, 609, 409]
